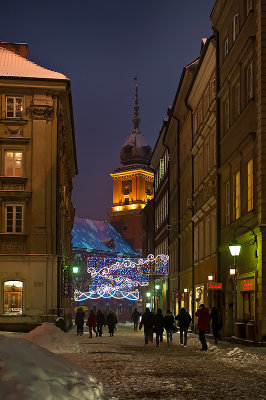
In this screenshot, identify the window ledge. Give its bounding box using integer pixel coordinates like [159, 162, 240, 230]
[0, 233, 27, 237]
[0, 176, 28, 183]
[0, 119, 28, 125]
[0, 137, 30, 143]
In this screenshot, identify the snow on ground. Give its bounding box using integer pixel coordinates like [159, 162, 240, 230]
[24, 322, 80, 353]
[0, 333, 103, 400]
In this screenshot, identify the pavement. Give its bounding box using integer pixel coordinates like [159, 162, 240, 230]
[62, 323, 266, 400]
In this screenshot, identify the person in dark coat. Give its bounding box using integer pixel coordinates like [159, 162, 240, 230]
[96, 310, 105, 337]
[175, 307, 191, 347]
[210, 307, 222, 343]
[107, 310, 118, 336]
[131, 308, 141, 331]
[195, 304, 210, 350]
[87, 309, 98, 338]
[139, 307, 155, 345]
[164, 310, 175, 345]
[153, 308, 164, 346]
[75, 307, 85, 336]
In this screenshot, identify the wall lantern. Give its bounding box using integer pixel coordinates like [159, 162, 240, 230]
[183, 288, 188, 293]
[229, 239, 241, 257]
[229, 268, 236, 275]
[72, 266, 80, 274]
[208, 275, 214, 281]
[155, 285, 160, 290]
[146, 292, 151, 297]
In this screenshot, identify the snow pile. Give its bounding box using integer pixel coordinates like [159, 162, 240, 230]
[0, 335, 104, 400]
[24, 322, 79, 353]
[227, 347, 244, 357]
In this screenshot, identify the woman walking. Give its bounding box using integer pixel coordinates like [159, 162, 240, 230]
[96, 310, 105, 337]
[175, 307, 191, 347]
[87, 309, 98, 338]
[153, 308, 164, 346]
[164, 309, 175, 346]
[107, 310, 118, 337]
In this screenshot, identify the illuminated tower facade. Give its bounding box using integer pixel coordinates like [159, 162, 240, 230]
[109, 80, 154, 255]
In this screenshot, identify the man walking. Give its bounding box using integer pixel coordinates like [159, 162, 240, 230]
[195, 304, 210, 351]
[139, 307, 155, 345]
[175, 307, 191, 347]
[131, 308, 140, 331]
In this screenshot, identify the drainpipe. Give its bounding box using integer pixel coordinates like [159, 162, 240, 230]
[56, 96, 61, 318]
[214, 29, 221, 311]
[163, 140, 171, 310]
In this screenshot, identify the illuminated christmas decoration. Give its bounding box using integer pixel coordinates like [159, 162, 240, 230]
[73, 254, 169, 301]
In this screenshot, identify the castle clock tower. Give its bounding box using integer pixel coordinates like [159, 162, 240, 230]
[109, 80, 154, 255]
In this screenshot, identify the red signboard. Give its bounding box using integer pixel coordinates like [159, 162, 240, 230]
[240, 279, 254, 291]
[207, 282, 222, 290]
[176, 294, 183, 299]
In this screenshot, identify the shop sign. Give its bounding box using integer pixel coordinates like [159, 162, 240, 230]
[207, 282, 222, 290]
[176, 294, 183, 299]
[240, 278, 254, 291]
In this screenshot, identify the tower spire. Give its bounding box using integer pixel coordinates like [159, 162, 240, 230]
[132, 76, 141, 130]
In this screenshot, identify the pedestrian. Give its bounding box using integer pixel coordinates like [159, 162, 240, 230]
[96, 309, 105, 337]
[131, 308, 141, 331]
[164, 309, 175, 346]
[153, 308, 164, 346]
[75, 307, 85, 336]
[210, 306, 222, 344]
[87, 309, 98, 338]
[107, 310, 117, 336]
[139, 307, 155, 345]
[175, 307, 191, 347]
[195, 304, 210, 351]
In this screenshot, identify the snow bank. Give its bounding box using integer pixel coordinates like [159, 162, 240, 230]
[24, 322, 79, 353]
[0, 334, 104, 400]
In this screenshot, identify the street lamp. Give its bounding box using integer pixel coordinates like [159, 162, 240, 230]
[229, 239, 241, 257]
[208, 275, 214, 281]
[155, 284, 160, 290]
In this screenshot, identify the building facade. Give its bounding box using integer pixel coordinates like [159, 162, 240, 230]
[0, 42, 77, 331]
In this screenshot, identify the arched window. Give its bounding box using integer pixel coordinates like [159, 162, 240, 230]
[4, 280, 23, 315]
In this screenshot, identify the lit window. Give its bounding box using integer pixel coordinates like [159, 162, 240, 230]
[247, 159, 253, 211]
[5, 204, 23, 233]
[224, 37, 229, 59]
[6, 96, 23, 118]
[225, 181, 230, 226]
[233, 14, 239, 42]
[5, 151, 23, 176]
[234, 171, 241, 220]
[4, 280, 23, 315]
[247, 62, 253, 102]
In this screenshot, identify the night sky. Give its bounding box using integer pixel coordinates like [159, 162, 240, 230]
[1, 0, 214, 221]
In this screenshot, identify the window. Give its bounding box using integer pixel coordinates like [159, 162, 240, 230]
[225, 180, 230, 226]
[233, 171, 241, 220]
[128, 304, 133, 315]
[6, 96, 23, 118]
[247, 62, 253, 102]
[211, 211, 217, 253]
[5, 204, 23, 233]
[5, 151, 23, 176]
[122, 225, 128, 231]
[210, 78, 216, 102]
[224, 99, 230, 132]
[224, 37, 229, 59]
[234, 83, 240, 119]
[247, 0, 253, 14]
[124, 198, 129, 205]
[122, 180, 132, 195]
[4, 280, 23, 315]
[117, 304, 122, 314]
[105, 303, 110, 313]
[159, 158, 165, 179]
[233, 14, 239, 42]
[247, 159, 253, 211]
[193, 112, 198, 134]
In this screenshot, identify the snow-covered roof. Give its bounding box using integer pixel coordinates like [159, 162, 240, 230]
[72, 217, 136, 256]
[0, 47, 67, 80]
[122, 128, 150, 148]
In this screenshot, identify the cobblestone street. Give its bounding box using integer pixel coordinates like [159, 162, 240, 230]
[63, 324, 266, 400]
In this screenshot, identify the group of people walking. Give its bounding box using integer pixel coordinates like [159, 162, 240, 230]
[138, 307, 191, 347]
[136, 304, 221, 350]
[75, 308, 118, 337]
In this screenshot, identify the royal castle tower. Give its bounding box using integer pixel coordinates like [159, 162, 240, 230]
[109, 80, 154, 255]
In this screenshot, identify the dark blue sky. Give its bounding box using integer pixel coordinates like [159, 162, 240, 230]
[1, 0, 214, 220]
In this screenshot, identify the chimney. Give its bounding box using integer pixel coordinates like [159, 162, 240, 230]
[0, 42, 28, 58]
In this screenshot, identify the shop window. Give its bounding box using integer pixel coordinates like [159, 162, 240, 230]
[6, 96, 23, 118]
[4, 280, 23, 315]
[5, 151, 23, 176]
[243, 291, 255, 321]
